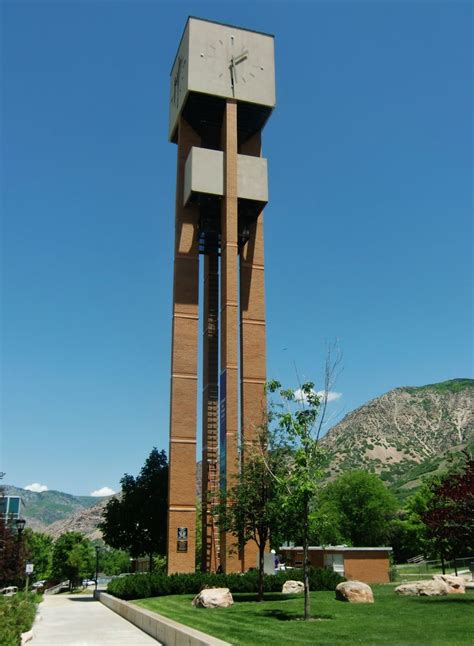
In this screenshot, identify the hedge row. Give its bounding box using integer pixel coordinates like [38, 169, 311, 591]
[107, 567, 345, 600]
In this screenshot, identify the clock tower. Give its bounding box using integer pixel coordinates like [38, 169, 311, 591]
[167, 17, 275, 574]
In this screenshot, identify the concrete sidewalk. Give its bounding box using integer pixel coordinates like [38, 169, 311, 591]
[31, 591, 159, 645]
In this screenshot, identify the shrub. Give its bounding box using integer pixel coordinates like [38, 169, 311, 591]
[0, 592, 40, 646]
[107, 567, 344, 600]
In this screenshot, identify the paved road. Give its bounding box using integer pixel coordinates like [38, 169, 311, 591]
[32, 591, 159, 645]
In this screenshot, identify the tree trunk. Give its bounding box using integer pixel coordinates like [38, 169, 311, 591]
[258, 542, 265, 602]
[441, 551, 446, 575]
[149, 553, 153, 573]
[303, 496, 310, 620]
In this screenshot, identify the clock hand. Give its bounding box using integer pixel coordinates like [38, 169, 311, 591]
[229, 59, 235, 95]
[229, 51, 245, 89]
[234, 50, 248, 65]
[229, 51, 248, 92]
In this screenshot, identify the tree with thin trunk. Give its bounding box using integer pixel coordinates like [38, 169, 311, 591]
[264, 346, 342, 620]
[217, 436, 283, 601]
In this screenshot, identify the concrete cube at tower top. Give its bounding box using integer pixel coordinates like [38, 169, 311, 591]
[169, 17, 276, 141]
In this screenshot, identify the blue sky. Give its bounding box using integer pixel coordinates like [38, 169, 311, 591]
[1, 1, 472, 496]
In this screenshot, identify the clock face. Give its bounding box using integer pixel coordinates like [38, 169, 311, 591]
[198, 34, 267, 100]
[171, 55, 187, 106]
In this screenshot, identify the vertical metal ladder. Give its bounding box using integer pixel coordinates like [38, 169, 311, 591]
[202, 253, 220, 572]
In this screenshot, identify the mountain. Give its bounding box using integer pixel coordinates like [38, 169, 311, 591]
[2, 485, 109, 533]
[4, 379, 472, 538]
[45, 496, 113, 541]
[321, 379, 474, 496]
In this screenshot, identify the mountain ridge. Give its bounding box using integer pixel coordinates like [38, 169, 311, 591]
[321, 378, 473, 492]
[3, 378, 472, 536]
[2, 485, 108, 533]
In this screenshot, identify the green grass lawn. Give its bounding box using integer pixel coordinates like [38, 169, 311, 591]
[135, 586, 473, 646]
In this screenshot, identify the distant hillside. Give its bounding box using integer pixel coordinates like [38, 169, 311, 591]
[45, 496, 114, 541]
[388, 440, 474, 499]
[321, 378, 473, 494]
[4, 379, 472, 539]
[3, 485, 107, 532]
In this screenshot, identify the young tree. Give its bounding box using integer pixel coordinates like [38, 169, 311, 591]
[218, 437, 284, 601]
[99, 448, 168, 570]
[264, 348, 341, 620]
[266, 382, 326, 620]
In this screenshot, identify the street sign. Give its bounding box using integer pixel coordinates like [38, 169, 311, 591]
[25, 563, 34, 575]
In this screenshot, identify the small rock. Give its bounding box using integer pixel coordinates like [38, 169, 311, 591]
[282, 580, 305, 594]
[395, 580, 449, 596]
[335, 581, 374, 603]
[192, 587, 233, 608]
[432, 575, 465, 594]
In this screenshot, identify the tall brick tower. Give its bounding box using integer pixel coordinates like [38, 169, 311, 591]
[167, 17, 275, 574]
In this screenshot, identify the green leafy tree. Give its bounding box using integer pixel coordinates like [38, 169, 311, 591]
[90, 540, 132, 576]
[23, 529, 53, 581]
[99, 448, 168, 571]
[218, 436, 284, 601]
[309, 492, 346, 546]
[390, 483, 437, 562]
[153, 554, 167, 573]
[266, 348, 341, 620]
[52, 532, 94, 589]
[97, 547, 131, 576]
[319, 471, 398, 546]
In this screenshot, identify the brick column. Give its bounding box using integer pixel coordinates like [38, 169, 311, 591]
[239, 132, 267, 571]
[220, 100, 241, 573]
[167, 117, 201, 574]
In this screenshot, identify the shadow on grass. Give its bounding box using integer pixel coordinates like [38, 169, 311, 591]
[233, 593, 295, 603]
[411, 596, 474, 605]
[261, 609, 334, 621]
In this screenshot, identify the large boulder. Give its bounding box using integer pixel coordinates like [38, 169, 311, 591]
[395, 580, 449, 596]
[282, 580, 304, 594]
[335, 581, 374, 603]
[432, 575, 465, 594]
[192, 587, 234, 608]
